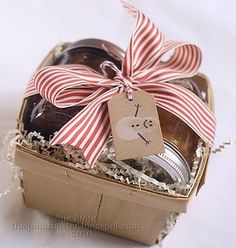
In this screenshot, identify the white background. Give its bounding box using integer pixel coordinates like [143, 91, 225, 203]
[0, 0, 235, 247]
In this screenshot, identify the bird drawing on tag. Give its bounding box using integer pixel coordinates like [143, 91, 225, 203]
[115, 103, 158, 145]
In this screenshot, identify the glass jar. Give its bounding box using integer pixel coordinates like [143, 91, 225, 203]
[22, 39, 124, 139]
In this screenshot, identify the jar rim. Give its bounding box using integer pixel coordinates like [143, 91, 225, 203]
[63, 38, 125, 61]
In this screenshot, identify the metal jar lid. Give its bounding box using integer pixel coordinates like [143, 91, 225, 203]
[104, 140, 190, 185]
[145, 142, 190, 184]
[62, 38, 124, 61]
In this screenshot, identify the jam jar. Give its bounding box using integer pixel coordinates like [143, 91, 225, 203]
[22, 39, 124, 140]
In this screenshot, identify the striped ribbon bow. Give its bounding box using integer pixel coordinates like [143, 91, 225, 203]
[24, 1, 216, 166]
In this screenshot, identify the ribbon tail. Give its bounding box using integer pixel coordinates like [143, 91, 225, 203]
[50, 102, 111, 167]
[139, 83, 216, 147]
[50, 87, 119, 166]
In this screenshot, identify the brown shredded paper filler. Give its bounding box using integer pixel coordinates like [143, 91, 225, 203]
[10, 129, 207, 196]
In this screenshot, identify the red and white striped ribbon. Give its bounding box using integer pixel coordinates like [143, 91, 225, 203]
[24, 2, 216, 166]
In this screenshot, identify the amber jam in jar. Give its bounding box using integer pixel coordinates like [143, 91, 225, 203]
[22, 39, 124, 139]
[22, 39, 208, 183]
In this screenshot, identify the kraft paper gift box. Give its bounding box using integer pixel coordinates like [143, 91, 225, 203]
[14, 42, 214, 246]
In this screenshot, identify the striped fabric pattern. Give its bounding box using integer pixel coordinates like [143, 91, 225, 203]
[24, 1, 216, 166]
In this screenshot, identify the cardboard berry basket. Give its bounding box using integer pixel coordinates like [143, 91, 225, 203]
[14, 42, 214, 245]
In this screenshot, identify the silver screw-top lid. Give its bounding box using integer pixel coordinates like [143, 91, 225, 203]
[63, 38, 124, 61]
[104, 140, 190, 185]
[145, 142, 190, 184]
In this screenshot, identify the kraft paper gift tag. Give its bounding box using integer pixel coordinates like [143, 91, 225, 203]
[108, 90, 165, 160]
